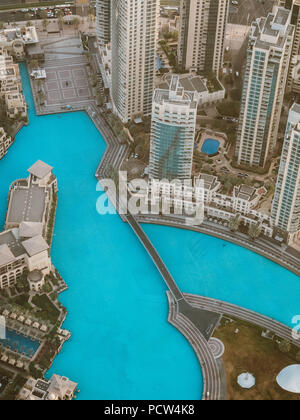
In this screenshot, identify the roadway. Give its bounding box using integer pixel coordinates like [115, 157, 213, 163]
[229, 0, 275, 25]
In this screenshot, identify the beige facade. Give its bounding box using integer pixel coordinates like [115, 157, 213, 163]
[277, 0, 300, 93]
[0, 46, 27, 120]
[177, 0, 229, 75]
[18, 374, 78, 400]
[0, 161, 58, 290]
[5, 92, 27, 119]
[0, 27, 38, 61]
[111, 0, 160, 123]
[0, 127, 12, 159]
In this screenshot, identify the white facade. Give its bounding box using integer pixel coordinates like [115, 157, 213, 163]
[149, 75, 197, 180]
[111, 0, 159, 122]
[177, 0, 229, 75]
[235, 8, 294, 168]
[272, 103, 300, 242]
[144, 175, 273, 236]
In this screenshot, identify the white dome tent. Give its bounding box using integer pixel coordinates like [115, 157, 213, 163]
[276, 365, 300, 393]
[237, 373, 256, 389]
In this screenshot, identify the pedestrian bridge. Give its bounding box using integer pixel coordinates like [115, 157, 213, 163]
[125, 213, 221, 341]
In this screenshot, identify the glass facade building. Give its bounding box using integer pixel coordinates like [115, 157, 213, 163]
[272, 103, 300, 242]
[149, 75, 197, 181]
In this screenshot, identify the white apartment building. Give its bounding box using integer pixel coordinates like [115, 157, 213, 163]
[0, 127, 12, 159]
[0, 161, 58, 289]
[235, 7, 294, 168]
[272, 103, 300, 243]
[177, 0, 229, 75]
[111, 0, 159, 123]
[277, 0, 300, 94]
[146, 175, 273, 236]
[149, 75, 197, 180]
[96, 0, 111, 46]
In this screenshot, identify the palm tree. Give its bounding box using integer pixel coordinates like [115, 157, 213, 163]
[73, 17, 81, 33]
[248, 222, 262, 241]
[42, 18, 49, 33]
[88, 13, 95, 29]
[228, 214, 240, 233]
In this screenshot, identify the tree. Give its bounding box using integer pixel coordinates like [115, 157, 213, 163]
[228, 214, 241, 233]
[278, 340, 291, 354]
[73, 17, 81, 32]
[40, 10, 48, 20]
[42, 18, 49, 32]
[31, 59, 39, 69]
[248, 222, 262, 240]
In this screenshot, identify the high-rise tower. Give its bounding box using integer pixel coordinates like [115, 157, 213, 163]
[96, 0, 111, 46]
[111, 0, 159, 123]
[235, 8, 294, 168]
[177, 0, 229, 75]
[272, 103, 300, 243]
[149, 75, 197, 181]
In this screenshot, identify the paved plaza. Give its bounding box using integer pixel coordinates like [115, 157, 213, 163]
[42, 38, 93, 108]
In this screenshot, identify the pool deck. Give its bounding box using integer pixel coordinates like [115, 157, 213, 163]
[197, 131, 226, 155]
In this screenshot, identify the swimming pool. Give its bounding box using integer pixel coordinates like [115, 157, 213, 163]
[201, 139, 220, 155]
[156, 56, 165, 70]
[0, 63, 299, 400]
[1, 329, 40, 357]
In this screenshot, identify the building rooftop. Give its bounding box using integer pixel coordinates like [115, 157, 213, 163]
[19, 221, 43, 238]
[21, 235, 49, 257]
[7, 185, 46, 224]
[0, 244, 15, 266]
[28, 160, 53, 179]
[0, 230, 25, 259]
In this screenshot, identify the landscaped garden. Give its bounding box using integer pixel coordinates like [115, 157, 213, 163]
[214, 317, 300, 400]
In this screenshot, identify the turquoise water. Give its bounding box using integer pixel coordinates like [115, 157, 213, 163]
[1, 329, 40, 357]
[0, 63, 299, 400]
[201, 139, 220, 155]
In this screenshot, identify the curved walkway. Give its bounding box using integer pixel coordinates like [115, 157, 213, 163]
[137, 214, 300, 276]
[167, 293, 224, 401]
[184, 294, 300, 347]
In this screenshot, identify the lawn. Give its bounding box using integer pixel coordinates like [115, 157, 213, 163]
[214, 316, 300, 400]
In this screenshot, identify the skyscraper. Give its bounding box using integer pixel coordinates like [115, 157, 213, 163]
[111, 0, 159, 123]
[96, 0, 111, 46]
[271, 103, 300, 243]
[177, 0, 229, 75]
[235, 8, 294, 168]
[149, 75, 197, 181]
[276, 0, 300, 94]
